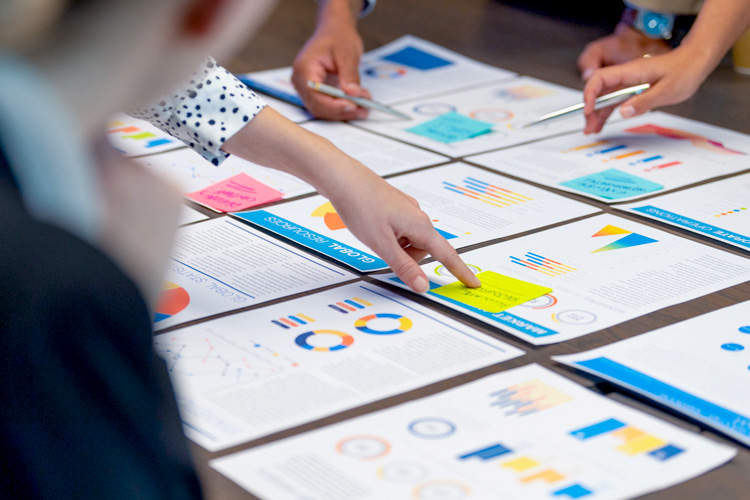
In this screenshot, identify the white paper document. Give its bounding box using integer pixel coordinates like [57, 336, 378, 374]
[135, 121, 443, 200]
[211, 364, 735, 500]
[154, 218, 354, 330]
[354, 77, 590, 158]
[303, 121, 447, 175]
[377, 214, 750, 345]
[107, 112, 185, 157]
[238, 35, 515, 107]
[618, 172, 750, 251]
[555, 301, 750, 446]
[135, 148, 313, 199]
[155, 282, 524, 451]
[236, 163, 600, 272]
[469, 112, 750, 203]
[178, 206, 209, 226]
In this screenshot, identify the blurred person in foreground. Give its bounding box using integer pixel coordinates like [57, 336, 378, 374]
[0, 0, 476, 498]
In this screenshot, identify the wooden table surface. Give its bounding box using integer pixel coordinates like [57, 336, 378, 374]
[181, 1, 750, 498]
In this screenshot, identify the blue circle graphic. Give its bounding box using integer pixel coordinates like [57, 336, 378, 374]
[721, 343, 745, 351]
[407, 418, 456, 439]
[739, 326, 750, 334]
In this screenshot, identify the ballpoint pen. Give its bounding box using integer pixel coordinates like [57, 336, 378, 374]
[523, 84, 651, 128]
[306, 81, 411, 120]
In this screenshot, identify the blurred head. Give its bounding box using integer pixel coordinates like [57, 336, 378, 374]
[0, 0, 276, 134]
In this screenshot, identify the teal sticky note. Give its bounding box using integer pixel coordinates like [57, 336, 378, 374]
[560, 168, 663, 200]
[407, 112, 494, 143]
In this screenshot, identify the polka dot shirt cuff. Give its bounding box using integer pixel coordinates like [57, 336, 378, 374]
[130, 57, 266, 166]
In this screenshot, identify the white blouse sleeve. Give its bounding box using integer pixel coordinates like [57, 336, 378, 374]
[130, 57, 267, 166]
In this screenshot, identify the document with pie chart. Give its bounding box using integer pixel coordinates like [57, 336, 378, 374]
[235, 163, 600, 272]
[153, 281, 523, 451]
[555, 301, 750, 447]
[469, 112, 750, 203]
[154, 217, 354, 330]
[211, 364, 734, 500]
[376, 214, 750, 345]
[617, 172, 750, 251]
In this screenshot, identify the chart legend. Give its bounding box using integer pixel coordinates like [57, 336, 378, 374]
[271, 314, 315, 329]
[328, 297, 374, 314]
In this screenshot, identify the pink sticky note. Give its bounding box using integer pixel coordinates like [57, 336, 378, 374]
[187, 173, 284, 212]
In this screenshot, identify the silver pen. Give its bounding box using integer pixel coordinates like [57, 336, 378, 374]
[523, 83, 650, 128]
[306, 80, 411, 120]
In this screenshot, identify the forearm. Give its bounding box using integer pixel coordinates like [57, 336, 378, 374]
[221, 107, 374, 199]
[680, 0, 750, 73]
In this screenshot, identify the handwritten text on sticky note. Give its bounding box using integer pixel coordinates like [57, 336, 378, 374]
[407, 112, 494, 143]
[560, 168, 663, 200]
[431, 271, 552, 313]
[187, 173, 284, 212]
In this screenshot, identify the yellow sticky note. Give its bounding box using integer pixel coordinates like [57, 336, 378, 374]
[432, 271, 552, 313]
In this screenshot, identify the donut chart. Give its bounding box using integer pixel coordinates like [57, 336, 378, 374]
[355, 313, 413, 335]
[154, 281, 190, 323]
[364, 64, 408, 79]
[295, 330, 354, 351]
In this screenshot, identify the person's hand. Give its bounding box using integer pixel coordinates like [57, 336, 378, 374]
[582, 47, 710, 134]
[291, 22, 370, 121]
[327, 167, 481, 293]
[578, 24, 671, 81]
[222, 107, 480, 294]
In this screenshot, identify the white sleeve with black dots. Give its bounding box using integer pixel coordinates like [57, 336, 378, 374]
[130, 57, 267, 166]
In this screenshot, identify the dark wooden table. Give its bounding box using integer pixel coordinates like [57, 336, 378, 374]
[187, 1, 750, 498]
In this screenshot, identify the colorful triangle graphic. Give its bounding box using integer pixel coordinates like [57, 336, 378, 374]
[592, 232, 658, 253]
[591, 225, 632, 238]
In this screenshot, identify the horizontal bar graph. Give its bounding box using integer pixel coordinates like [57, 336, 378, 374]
[443, 177, 533, 208]
[510, 252, 577, 277]
[489, 379, 573, 416]
[570, 418, 684, 461]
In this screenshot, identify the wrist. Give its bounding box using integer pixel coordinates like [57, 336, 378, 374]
[673, 40, 720, 79]
[315, 0, 359, 30]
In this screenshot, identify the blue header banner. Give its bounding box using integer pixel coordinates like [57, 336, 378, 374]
[234, 210, 388, 272]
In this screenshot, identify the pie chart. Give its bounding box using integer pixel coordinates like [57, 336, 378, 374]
[311, 201, 347, 231]
[154, 281, 190, 323]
